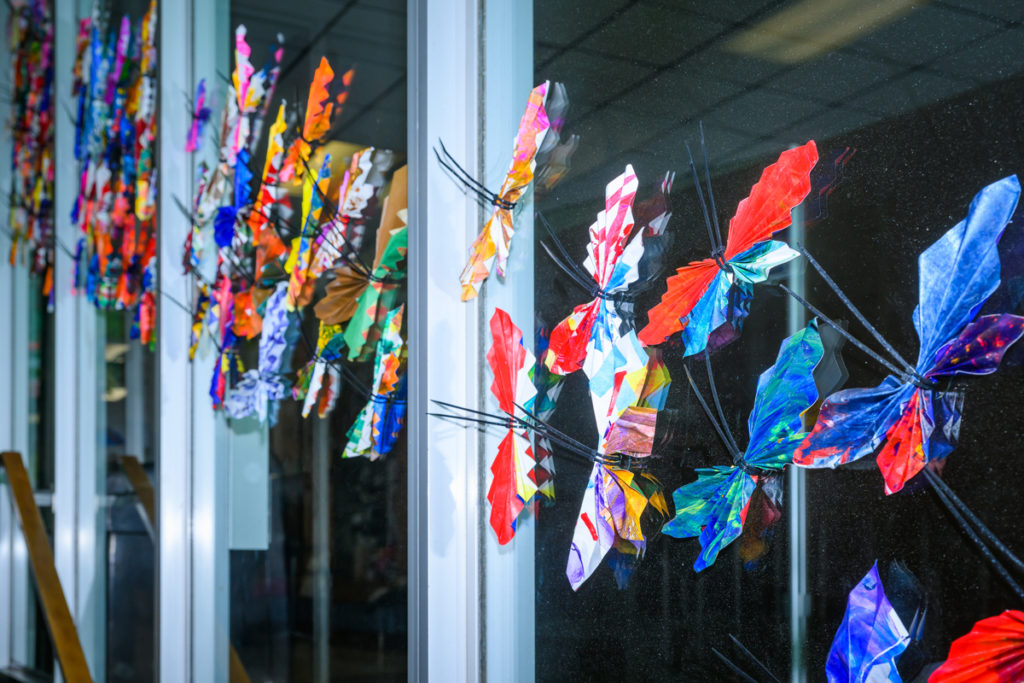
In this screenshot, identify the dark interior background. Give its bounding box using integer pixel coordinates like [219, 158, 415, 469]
[533, 1, 1024, 680]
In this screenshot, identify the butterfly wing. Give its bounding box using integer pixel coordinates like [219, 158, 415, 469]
[547, 166, 640, 374]
[342, 226, 408, 359]
[915, 175, 1021, 367]
[638, 258, 718, 345]
[662, 466, 754, 572]
[566, 464, 665, 589]
[723, 141, 818, 260]
[459, 82, 552, 300]
[825, 563, 909, 683]
[859, 176, 1024, 493]
[638, 143, 817, 346]
[930, 610, 1024, 682]
[744, 321, 825, 469]
[484, 309, 538, 544]
[794, 378, 910, 471]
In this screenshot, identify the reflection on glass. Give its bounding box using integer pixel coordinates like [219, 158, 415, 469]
[225, 1, 409, 680]
[104, 310, 157, 683]
[24, 275, 55, 674]
[533, 1, 1024, 680]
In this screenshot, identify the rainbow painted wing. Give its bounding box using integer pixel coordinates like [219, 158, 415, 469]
[546, 165, 642, 376]
[459, 82, 552, 301]
[224, 283, 292, 424]
[639, 141, 817, 348]
[342, 225, 408, 360]
[566, 464, 668, 591]
[930, 610, 1024, 682]
[795, 176, 1024, 494]
[662, 321, 824, 571]
[484, 308, 539, 545]
[825, 563, 909, 683]
[285, 156, 331, 309]
[344, 305, 406, 460]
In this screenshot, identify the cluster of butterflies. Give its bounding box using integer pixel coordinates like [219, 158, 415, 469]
[182, 25, 408, 462]
[7, 0, 55, 302]
[434, 82, 1024, 680]
[69, 0, 159, 343]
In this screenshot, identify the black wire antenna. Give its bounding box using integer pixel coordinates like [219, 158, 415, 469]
[923, 467, 1024, 604]
[429, 398, 623, 468]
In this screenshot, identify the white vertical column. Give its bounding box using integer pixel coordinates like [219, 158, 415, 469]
[408, 0, 483, 680]
[158, 0, 195, 679]
[480, 1, 536, 682]
[189, 0, 230, 680]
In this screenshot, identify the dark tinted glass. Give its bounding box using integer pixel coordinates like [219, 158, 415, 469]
[533, 2, 1024, 680]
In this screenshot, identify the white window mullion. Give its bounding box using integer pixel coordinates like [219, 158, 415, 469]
[157, 0, 195, 680]
[408, 0, 483, 680]
[189, 0, 231, 681]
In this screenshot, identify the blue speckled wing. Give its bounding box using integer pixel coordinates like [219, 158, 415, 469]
[793, 377, 911, 470]
[744, 320, 825, 468]
[826, 562, 908, 683]
[914, 175, 1020, 369]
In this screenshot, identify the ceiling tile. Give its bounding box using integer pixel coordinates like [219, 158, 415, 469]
[932, 27, 1024, 85]
[850, 4, 1000, 66]
[935, 0, 1024, 23]
[609, 67, 746, 120]
[767, 51, 900, 101]
[847, 70, 976, 118]
[709, 87, 820, 137]
[773, 105, 882, 147]
[543, 51, 654, 112]
[645, 0, 782, 25]
[682, 44, 789, 85]
[578, 4, 730, 66]
[536, 0, 632, 50]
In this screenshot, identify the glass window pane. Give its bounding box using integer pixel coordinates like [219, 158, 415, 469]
[218, 1, 409, 679]
[531, 1, 1024, 680]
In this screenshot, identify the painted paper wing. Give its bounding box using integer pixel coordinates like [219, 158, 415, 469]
[484, 308, 539, 545]
[225, 283, 292, 424]
[344, 305, 406, 459]
[826, 562, 909, 683]
[930, 610, 1024, 682]
[285, 156, 332, 309]
[566, 464, 667, 591]
[639, 141, 817, 348]
[459, 81, 552, 300]
[795, 176, 1024, 494]
[663, 322, 824, 570]
[546, 165, 642, 376]
[342, 225, 408, 360]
